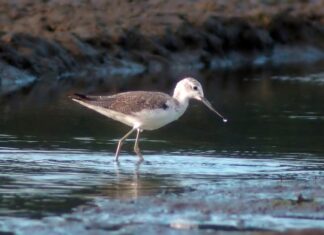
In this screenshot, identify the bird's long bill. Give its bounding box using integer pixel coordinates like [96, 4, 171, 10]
[200, 97, 227, 123]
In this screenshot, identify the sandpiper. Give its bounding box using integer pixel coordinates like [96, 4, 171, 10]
[71, 77, 227, 161]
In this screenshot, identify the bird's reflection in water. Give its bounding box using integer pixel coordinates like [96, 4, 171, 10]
[94, 159, 182, 200]
[114, 160, 143, 199]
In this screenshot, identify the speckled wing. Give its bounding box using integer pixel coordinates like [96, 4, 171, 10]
[71, 91, 172, 115]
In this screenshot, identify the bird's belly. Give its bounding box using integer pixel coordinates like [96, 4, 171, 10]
[133, 108, 182, 130]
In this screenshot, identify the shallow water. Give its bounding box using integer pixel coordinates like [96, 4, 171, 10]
[0, 65, 324, 233]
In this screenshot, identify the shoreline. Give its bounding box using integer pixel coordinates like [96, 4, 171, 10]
[1, 0, 324, 95]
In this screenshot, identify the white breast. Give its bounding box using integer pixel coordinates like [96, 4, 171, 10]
[133, 100, 188, 130]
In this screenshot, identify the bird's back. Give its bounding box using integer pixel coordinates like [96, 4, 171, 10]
[71, 91, 173, 115]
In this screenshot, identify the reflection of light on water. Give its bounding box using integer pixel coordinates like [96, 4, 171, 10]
[111, 138, 168, 143]
[272, 72, 324, 85]
[0, 151, 303, 190]
[288, 115, 324, 121]
[73, 137, 95, 142]
[0, 134, 17, 139]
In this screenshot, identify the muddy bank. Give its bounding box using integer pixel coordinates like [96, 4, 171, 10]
[0, 0, 324, 95]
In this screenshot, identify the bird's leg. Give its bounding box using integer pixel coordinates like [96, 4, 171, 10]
[115, 128, 136, 161]
[134, 128, 144, 161]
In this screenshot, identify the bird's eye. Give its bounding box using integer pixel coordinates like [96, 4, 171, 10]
[193, 86, 198, 91]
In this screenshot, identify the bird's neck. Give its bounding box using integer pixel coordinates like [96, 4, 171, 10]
[173, 91, 189, 110]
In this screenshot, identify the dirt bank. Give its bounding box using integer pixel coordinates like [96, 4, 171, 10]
[1, 0, 324, 95]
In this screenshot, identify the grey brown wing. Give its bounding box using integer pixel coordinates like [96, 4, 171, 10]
[106, 92, 171, 114]
[71, 92, 171, 115]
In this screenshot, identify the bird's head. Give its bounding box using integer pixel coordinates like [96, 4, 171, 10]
[174, 77, 204, 101]
[173, 77, 227, 123]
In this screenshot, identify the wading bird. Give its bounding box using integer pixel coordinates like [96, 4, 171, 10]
[71, 77, 227, 161]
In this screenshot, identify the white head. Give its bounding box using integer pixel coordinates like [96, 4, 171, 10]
[173, 77, 227, 123]
[173, 77, 205, 102]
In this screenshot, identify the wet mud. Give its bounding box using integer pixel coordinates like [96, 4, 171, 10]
[0, 154, 324, 235]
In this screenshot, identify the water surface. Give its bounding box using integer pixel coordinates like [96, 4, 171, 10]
[0, 65, 324, 233]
